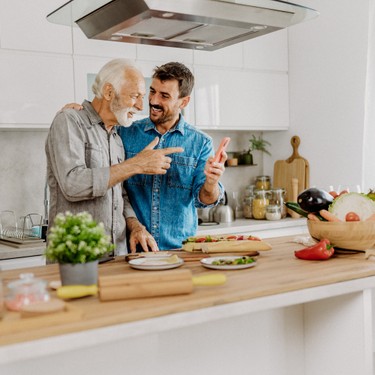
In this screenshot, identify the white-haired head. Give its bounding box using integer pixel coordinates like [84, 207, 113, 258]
[92, 58, 140, 98]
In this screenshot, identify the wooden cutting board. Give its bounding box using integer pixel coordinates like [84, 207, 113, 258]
[273, 135, 310, 203]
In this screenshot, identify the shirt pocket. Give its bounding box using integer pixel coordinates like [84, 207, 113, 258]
[167, 155, 197, 190]
[85, 142, 104, 168]
[125, 151, 147, 186]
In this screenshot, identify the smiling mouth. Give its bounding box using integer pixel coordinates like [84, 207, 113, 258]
[150, 105, 163, 113]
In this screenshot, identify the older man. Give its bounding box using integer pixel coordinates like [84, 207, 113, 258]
[46, 59, 182, 255]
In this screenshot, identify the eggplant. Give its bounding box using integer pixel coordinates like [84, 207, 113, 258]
[297, 188, 333, 213]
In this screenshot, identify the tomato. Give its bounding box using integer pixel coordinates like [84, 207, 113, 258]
[294, 239, 334, 260]
[226, 235, 237, 240]
[195, 237, 206, 243]
[237, 235, 244, 240]
[247, 235, 261, 241]
[345, 212, 360, 222]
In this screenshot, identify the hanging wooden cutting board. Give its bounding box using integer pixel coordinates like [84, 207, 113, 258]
[273, 135, 310, 205]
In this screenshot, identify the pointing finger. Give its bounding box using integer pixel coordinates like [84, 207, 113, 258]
[160, 147, 184, 155]
[144, 136, 160, 150]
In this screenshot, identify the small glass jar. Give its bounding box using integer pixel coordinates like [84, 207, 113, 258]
[255, 176, 271, 190]
[252, 190, 270, 220]
[270, 188, 287, 218]
[243, 197, 253, 219]
[266, 205, 282, 221]
[5, 273, 49, 312]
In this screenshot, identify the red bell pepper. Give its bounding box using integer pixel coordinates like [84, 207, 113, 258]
[294, 239, 334, 260]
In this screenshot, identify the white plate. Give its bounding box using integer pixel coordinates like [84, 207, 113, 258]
[200, 256, 257, 270]
[128, 257, 184, 270]
[141, 252, 172, 258]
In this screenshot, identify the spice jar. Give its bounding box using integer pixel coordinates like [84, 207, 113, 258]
[266, 205, 282, 221]
[255, 176, 271, 190]
[252, 190, 270, 220]
[270, 188, 287, 218]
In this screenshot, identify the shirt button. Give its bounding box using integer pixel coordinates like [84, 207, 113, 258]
[153, 207, 157, 210]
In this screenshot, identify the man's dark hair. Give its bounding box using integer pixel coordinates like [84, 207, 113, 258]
[152, 62, 194, 98]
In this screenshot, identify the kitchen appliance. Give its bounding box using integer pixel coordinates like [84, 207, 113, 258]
[273, 135, 310, 205]
[213, 191, 234, 223]
[47, 0, 318, 51]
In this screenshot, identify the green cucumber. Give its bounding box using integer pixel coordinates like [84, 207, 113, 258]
[285, 202, 326, 221]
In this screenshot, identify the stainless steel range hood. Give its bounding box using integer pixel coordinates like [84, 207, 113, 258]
[47, 0, 318, 51]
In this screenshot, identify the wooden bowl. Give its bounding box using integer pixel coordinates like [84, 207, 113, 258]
[307, 220, 375, 250]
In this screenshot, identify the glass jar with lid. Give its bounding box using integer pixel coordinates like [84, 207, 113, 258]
[5, 273, 49, 312]
[266, 205, 282, 221]
[252, 190, 270, 220]
[255, 176, 271, 190]
[270, 188, 287, 218]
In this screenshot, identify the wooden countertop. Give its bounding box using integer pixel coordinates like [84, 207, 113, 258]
[2, 235, 375, 347]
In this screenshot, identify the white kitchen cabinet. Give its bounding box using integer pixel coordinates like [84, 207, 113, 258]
[243, 29, 288, 71]
[194, 67, 289, 130]
[0, 51, 74, 127]
[0, 0, 72, 54]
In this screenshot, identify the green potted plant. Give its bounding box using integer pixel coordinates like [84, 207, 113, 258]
[241, 135, 272, 165]
[45, 211, 114, 286]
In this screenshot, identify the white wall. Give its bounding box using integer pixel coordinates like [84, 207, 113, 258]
[264, 0, 373, 193]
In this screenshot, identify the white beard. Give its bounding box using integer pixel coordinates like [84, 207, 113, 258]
[113, 107, 134, 127]
[110, 93, 137, 127]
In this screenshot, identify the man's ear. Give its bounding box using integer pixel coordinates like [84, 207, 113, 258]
[103, 83, 113, 101]
[179, 96, 190, 109]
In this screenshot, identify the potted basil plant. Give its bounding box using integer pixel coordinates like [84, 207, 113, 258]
[45, 211, 114, 286]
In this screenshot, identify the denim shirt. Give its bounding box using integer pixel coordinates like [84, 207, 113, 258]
[118, 116, 224, 250]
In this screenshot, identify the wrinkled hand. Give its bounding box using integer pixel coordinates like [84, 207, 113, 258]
[128, 221, 159, 253]
[130, 137, 183, 175]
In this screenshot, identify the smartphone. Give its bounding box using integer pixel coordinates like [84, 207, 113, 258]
[213, 137, 231, 163]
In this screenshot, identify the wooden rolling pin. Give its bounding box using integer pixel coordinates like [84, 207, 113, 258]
[56, 269, 226, 300]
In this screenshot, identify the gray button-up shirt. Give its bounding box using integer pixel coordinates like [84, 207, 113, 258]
[45, 100, 136, 255]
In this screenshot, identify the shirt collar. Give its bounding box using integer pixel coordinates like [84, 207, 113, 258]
[144, 115, 186, 135]
[82, 100, 105, 127]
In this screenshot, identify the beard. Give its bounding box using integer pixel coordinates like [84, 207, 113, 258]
[149, 104, 175, 126]
[110, 94, 137, 127]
